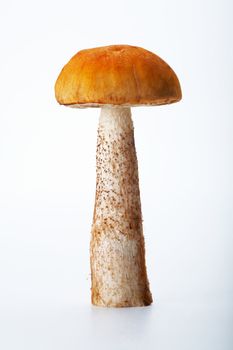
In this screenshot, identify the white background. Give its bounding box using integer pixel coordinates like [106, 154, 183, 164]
[0, 0, 232, 349]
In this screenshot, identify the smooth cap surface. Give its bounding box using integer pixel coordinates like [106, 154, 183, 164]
[55, 45, 182, 107]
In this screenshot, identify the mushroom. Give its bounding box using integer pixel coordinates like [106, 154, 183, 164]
[55, 45, 182, 307]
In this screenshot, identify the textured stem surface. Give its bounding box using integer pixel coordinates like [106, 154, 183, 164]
[90, 107, 152, 307]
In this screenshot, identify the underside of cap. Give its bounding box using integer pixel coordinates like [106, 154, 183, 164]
[55, 45, 182, 108]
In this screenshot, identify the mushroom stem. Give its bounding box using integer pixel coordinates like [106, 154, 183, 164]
[90, 106, 152, 307]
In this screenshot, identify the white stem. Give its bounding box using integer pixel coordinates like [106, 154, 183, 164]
[90, 107, 152, 307]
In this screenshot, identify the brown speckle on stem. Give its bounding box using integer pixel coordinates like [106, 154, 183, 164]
[90, 107, 152, 307]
